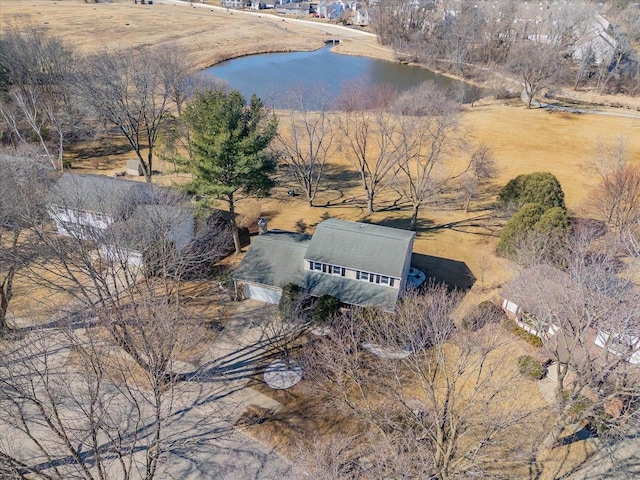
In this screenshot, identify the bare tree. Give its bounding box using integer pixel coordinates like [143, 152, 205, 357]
[338, 83, 400, 214]
[276, 89, 337, 207]
[0, 299, 209, 479]
[78, 46, 184, 182]
[0, 156, 53, 332]
[587, 137, 640, 235]
[302, 286, 539, 479]
[22, 179, 231, 375]
[390, 83, 465, 230]
[0, 22, 81, 170]
[506, 232, 640, 452]
[507, 43, 564, 109]
[460, 143, 496, 213]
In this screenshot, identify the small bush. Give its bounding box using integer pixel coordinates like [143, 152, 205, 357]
[517, 355, 546, 379]
[311, 295, 340, 325]
[462, 301, 505, 331]
[503, 319, 543, 347]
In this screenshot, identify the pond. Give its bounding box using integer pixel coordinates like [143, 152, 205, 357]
[202, 46, 474, 109]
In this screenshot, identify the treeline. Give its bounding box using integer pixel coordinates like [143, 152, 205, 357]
[370, 0, 640, 98]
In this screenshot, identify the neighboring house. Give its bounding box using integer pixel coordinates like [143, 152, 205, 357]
[572, 13, 617, 66]
[316, 0, 345, 20]
[275, 2, 310, 16]
[47, 174, 155, 241]
[234, 218, 416, 310]
[102, 204, 195, 267]
[221, 0, 246, 8]
[501, 264, 640, 365]
[46, 174, 206, 267]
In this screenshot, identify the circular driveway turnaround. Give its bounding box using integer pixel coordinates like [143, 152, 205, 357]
[264, 359, 303, 389]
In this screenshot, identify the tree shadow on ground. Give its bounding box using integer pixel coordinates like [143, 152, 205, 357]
[370, 215, 434, 233]
[425, 213, 503, 238]
[412, 253, 475, 291]
[67, 141, 134, 161]
[321, 165, 361, 192]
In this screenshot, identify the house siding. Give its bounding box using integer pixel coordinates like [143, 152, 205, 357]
[304, 259, 401, 290]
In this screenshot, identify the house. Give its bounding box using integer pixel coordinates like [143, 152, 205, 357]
[47, 174, 155, 241]
[572, 13, 617, 66]
[275, 2, 310, 16]
[501, 264, 640, 365]
[221, 0, 246, 8]
[46, 174, 213, 267]
[101, 204, 195, 267]
[234, 218, 416, 310]
[316, 0, 345, 20]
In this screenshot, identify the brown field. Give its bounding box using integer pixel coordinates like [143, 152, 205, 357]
[0, 0, 328, 69]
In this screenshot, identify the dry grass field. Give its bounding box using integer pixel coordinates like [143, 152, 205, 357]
[0, 0, 328, 69]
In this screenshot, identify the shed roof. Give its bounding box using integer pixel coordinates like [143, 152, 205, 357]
[304, 218, 414, 278]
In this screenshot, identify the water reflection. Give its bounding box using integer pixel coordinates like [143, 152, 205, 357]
[203, 46, 470, 109]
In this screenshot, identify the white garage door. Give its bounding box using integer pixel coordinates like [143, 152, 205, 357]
[245, 284, 282, 304]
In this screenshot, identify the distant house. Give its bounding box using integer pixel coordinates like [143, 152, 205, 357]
[572, 13, 617, 66]
[275, 1, 310, 16]
[316, 0, 345, 20]
[221, 0, 246, 8]
[501, 264, 640, 365]
[234, 218, 416, 310]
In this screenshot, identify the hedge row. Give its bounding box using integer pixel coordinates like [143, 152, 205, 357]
[503, 319, 543, 347]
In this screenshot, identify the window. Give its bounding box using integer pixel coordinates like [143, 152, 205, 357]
[310, 261, 323, 272]
[331, 265, 343, 276]
[51, 205, 66, 216]
[379, 276, 390, 286]
[357, 271, 374, 282]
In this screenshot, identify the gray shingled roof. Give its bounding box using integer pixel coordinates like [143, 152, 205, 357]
[234, 231, 311, 288]
[104, 204, 195, 252]
[304, 218, 414, 278]
[47, 174, 153, 217]
[234, 224, 407, 311]
[304, 272, 400, 311]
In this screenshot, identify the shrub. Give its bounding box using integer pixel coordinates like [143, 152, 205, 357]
[517, 355, 546, 379]
[497, 203, 546, 256]
[497, 172, 566, 213]
[503, 319, 543, 347]
[462, 300, 505, 331]
[311, 295, 340, 325]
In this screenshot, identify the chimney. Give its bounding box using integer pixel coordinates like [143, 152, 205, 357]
[257, 217, 268, 235]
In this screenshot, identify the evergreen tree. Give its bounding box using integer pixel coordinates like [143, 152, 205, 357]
[185, 89, 278, 253]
